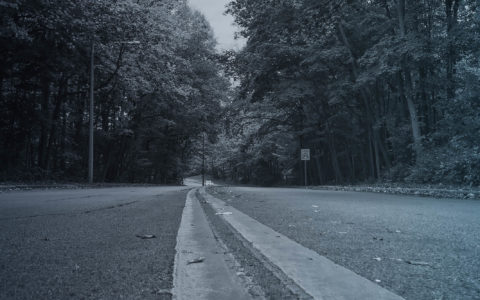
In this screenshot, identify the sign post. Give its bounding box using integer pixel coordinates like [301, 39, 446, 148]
[301, 149, 310, 188]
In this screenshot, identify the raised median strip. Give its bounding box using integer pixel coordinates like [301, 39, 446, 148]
[172, 189, 252, 300]
[200, 188, 405, 300]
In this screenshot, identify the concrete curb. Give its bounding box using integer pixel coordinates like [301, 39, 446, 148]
[200, 188, 405, 300]
[172, 188, 252, 300]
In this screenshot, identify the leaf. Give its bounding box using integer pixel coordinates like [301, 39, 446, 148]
[215, 211, 233, 215]
[136, 234, 156, 239]
[187, 257, 205, 265]
[405, 260, 430, 266]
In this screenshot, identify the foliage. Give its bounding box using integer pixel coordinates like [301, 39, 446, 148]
[217, 0, 480, 186]
[0, 0, 227, 183]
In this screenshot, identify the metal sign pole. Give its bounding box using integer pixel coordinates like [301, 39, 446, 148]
[304, 160, 307, 188]
[301, 148, 310, 189]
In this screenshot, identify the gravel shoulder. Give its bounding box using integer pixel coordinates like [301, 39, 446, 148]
[0, 182, 167, 193]
[208, 186, 480, 300]
[307, 183, 480, 200]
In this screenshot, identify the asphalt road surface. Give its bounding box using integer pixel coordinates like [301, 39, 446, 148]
[208, 186, 480, 300]
[0, 186, 189, 299]
[2, 184, 479, 300]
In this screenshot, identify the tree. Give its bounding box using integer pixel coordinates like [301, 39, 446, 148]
[217, 0, 480, 186]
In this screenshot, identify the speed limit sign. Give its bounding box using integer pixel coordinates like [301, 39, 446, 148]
[301, 149, 310, 161]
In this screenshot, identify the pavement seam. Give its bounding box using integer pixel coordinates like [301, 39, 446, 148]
[0, 200, 139, 221]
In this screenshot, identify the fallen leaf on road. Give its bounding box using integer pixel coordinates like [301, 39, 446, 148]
[136, 234, 156, 239]
[389, 258, 403, 262]
[215, 212, 232, 215]
[155, 289, 172, 295]
[405, 260, 430, 266]
[373, 257, 382, 261]
[187, 257, 205, 265]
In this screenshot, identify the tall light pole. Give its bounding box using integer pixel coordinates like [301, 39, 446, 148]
[88, 40, 140, 184]
[88, 41, 94, 184]
[202, 132, 205, 186]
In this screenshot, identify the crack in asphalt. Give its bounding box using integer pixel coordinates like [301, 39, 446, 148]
[0, 201, 139, 221]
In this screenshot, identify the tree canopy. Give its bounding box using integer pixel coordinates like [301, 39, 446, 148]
[0, 0, 227, 183]
[213, 0, 480, 186]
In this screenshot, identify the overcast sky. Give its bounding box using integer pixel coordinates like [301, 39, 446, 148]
[187, 0, 246, 51]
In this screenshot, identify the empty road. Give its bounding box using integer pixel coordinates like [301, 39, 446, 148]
[0, 186, 189, 299]
[1, 184, 479, 299]
[208, 186, 480, 300]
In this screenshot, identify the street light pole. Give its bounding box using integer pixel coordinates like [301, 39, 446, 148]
[202, 132, 205, 186]
[88, 41, 94, 184]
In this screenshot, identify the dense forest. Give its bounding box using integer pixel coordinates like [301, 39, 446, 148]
[210, 0, 480, 186]
[0, 0, 227, 183]
[1, 0, 479, 186]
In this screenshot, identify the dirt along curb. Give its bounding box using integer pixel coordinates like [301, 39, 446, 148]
[0, 183, 165, 192]
[305, 185, 480, 200]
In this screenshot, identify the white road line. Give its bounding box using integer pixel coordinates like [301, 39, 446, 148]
[200, 188, 405, 300]
[172, 189, 252, 300]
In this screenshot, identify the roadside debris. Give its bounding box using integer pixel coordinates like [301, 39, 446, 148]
[373, 257, 382, 261]
[215, 211, 233, 215]
[310, 184, 480, 200]
[389, 258, 403, 262]
[187, 257, 205, 265]
[405, 260, 430, 266]
[136, 234, 156, 239]
[155, 289, 172, 296]
[375, 279, 381, 283]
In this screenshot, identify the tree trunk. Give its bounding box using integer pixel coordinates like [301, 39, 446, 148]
[373, 132, 381, 179]
[445, 0, 460, 101]
[326, 123, 343, 183]
[45, 79, 67, 171]
[396, 0, 423, 159]
[368, 131, 375, 179]
[38, 79, 50, 168]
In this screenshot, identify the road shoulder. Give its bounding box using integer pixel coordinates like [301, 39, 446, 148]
[200, 188, 404, 300]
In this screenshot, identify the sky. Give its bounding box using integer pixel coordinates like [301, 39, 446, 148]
[187, 0, 246, 51]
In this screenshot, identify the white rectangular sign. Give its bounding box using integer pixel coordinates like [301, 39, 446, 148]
[301, 149, 310, 161]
